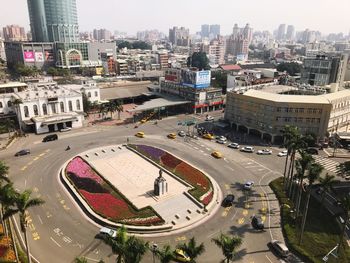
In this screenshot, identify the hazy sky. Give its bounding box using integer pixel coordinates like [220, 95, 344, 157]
[1, 0, 349, 35]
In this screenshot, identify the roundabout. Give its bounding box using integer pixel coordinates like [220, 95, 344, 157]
[60, 144, 222, 235]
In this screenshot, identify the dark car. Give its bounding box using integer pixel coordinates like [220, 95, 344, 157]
[42, 134, 58, 142]
[222, 194, 235, 207]
[14, 149, 31, 157]
[305, 147, 318, 155]
[251, 215, 264, 230]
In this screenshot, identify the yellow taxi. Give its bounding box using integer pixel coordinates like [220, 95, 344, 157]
[203, 133, 214, 140]
[135, 132, 145, 138]
[211, 151, 223, 158]
[167, 133, 177, 139]
[174, 249, 191, 262]
[140, 118, 147, 124]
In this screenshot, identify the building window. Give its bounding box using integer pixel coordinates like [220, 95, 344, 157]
[88, 92, 91, 98]
[51, 104, 56, 114]
[42, 104, 47, 115]
[33, 105, 38, 116]
[0, 102, 2, 108]
[68, 101, 73, 111]
[318, 109, 322, 114]
[24, 106, 29, 117]
[60, 102, 65, 113]
[76, 100, 81, 111]
[7, 101, 12, 107]
[94, 91, 98, 97]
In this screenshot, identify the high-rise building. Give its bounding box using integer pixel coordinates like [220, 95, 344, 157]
[209, 24, 220, 39]
[276, 24, 286, 40]
[169, 27, 190, 46]
[226, 23, 253, 61]
[2, 25, 27, 42]
[27, 0, 79, 42]
[286, 25, 295, 41]
[93, 29, 111, 41]
[201, 24, 210, 38]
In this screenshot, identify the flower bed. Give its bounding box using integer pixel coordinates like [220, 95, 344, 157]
[129, 144, 213, 204]
[65, 157, 164, 226]
[0, 235, 16, 263]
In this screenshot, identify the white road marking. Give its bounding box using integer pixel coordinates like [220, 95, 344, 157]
[231, 209, 238, 220]
[207, 230, 220, 238]
[244, 165, 260, 169]
[265, 255, 273, 263]
[194, 147, 199, 150]
[224, 158, 229, 163]
[206, 147, 211, 151]
[24, 179, 27, 187]
[200, 150, 204, 153]
[85, 258, 100, 262]
[37, 215, 43, 224]
[50, 237, 61, 247]
[225, 165, 234, 171]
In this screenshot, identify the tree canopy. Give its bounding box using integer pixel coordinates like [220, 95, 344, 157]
[117, 41, 151, 50]
[187, 52, 210, 70]
[277, 62, 302, 76]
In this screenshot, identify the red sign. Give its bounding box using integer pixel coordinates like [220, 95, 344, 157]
[165, 74, 178, 82]
[193, 104, 208, 109]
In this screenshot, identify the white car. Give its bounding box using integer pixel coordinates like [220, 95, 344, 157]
[60, 127, 72, 132]
[240, 146, 254, 153]
[178, 131, 186, 137]
[205, 115, 214, 121]
[227, 143, 239, 149]
[216, 138, 227, 144]
[99, 227, 117, 238]
[257, 149, 272, 155]
[278, 150, 288, 157]
[243, 181, 254, 190]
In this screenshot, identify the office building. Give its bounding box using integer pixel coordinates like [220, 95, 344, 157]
[2, 25, 27, 42]
[169, 27, 190, 46]
[276, 24, 286, 41]
[226, 23, 252, 61]
[157, 52, 169, 69]
[286, 25, 295, 41]
[93, 29, 112, 41]
[201, 25, 210, 38]
[0, 39, 6, 61]
[209, 24, 220, 39]
[101, 52, 116, 75]
[27, 0, 79, 42]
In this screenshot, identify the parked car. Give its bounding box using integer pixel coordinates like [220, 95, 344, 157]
[305, 147, 319, 155]
[257, 149, 272, 155]
[42, 134, 58, 142]
[205, 115, 214, 121]
[251, 215, 264, 230]
[216, 138, 227, 144]
[227, 143, 239, 149]
[211, 151, 223, 158]
[243, 181, 254, 190]
[178, 131, 186, 137]
[269, 240, 289, 258]
[14, 149, 31, 157]
[222, 194, 235, 207]
[98, 227, 117, 239]
[135, 132, 145, 138]
[167, 133, 176, 139]
[278, 150, 288, 157]
[60, 127, 72, 132]
[240, 146, 254, 153]
[174, 249, 191, 262]
[203, 133, 214, 140]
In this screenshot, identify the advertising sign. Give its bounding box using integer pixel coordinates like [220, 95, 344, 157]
[181, 70, 211, 89]
[45, 51, 54, 61]
[23, 51, 35, 62]
[195, 71, 211, 88]
[181, 70, 197, 88]
[35, 52, 44, 62]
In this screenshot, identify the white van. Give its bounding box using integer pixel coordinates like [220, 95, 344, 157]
[270, 240, 289, 258]
[99, 227, 117, 238]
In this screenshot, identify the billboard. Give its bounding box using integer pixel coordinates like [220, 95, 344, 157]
[23, 51, 35, 62]
[181, 70, 211, 89]
[35, 52, 44, 62]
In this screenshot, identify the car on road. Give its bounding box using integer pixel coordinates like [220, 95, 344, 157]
[205, 115, 214, 121]
[59, 127, 72, 132]
[174, 249, 191, 262]
[135, 132, 145, 138]
[305, 147, 319, 155]
[257, 149, 272, 155]
[243, 181, 254, 190]
[251, 215, 264, 230]
[98, 227, 117, 238]
[222, 194, 235, 207]
[211, 151, 223, 158]
[203, 133, 214, 140]
[278, 150, 288, 157]
[140, 118, 147, 123]
[216, 137, 227, 144]
[269, 240, 289, 258]
[345, 175, 350, 181]
[227, 143, 239, 149]
[14, 149, 31, 157]
[240, 146, 254, 153]
[42, 134, 58, 142]
[167, 133, 176, 139]
[178, 131, 186, 137]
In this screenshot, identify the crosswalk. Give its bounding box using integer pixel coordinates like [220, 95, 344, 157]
[313, 156, 340, 174]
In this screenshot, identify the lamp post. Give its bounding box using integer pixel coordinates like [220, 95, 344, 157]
[151, 243, 158, 263]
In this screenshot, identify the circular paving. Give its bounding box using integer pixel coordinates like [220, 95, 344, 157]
[60, 144, 222, 235]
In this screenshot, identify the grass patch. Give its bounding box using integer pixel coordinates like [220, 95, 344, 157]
[270, 177, 350, 263]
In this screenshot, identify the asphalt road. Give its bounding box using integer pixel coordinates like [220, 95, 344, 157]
[1, 114, 290, 263]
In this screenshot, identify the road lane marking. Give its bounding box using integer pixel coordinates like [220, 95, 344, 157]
[39, 153, 46, 157]
[45, 149, 51, 153]
[33, 156, 40, 161]
[238, 218, 245, 224]
[37, 215, 43, 224]
[175, 236, 186, 242]
[265, 255, 273, 263]
[222, 207, 231, 217]
[27, 161, 33, 166]
[207, 230, 220, 238]
[206, 148, 211, 151]
[231, 209, 238, 220]
[200, 150, 204, 153]
[242, 209, 248, 216]
[224, 158, 229, 163]
[50, 237, 62, 247]
[21, 166, 27, 171]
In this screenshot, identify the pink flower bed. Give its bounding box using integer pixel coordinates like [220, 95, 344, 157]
[66, 157, 103, 183]
[202, 191, 213, 206]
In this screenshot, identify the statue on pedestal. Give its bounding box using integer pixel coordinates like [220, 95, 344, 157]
[154, 169, 168, 196]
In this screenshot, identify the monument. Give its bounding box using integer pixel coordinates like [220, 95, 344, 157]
[154, 169, 168, 196]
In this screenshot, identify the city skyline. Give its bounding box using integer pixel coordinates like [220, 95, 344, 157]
[1, 0, 349, 36]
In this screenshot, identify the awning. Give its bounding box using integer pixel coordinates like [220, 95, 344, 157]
[43, 117, 77, 125]
[193, 104, 208, 109]
[23, 119, 35, 125]
[127, 97, 191, 113]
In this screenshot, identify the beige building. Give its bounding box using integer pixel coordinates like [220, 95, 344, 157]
[224, 85, 350, 143]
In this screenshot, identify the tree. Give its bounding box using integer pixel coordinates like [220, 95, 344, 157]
[211, 71, 227, 92]
[276, 62, 302, 76]
[132, 41, 152, 50]
[0, 119, 15, 138]
[74, 257, 88, 263]
[115, 100, 123, 120]
[338, 195, 350, 254]
[211, 233, 242, 263]
[0, 161, 10, 183]
[177, 237, 205, 262]
[82, 93, 92, 115]
[155, 244, 174, 263]
[0, 183, 16, 237]
[336, 161, 350, 177]
[47, 67, 58, 76]
[3, 189, 45, 263]
[117, 41, 133, 49]
[187, 52, 210, 70]
[299, 162, 323, 244]
[123, 236, 149, 263]
[318, 174, 337, 210]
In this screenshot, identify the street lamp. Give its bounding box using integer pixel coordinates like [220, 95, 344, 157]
[151, 243, 158, 263]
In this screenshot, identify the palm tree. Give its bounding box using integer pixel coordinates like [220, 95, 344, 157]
[336, 161, 350, 178]
[1, 119, 15, 138]
[123, 236, 149, 263]
[299, 162, 323, 244]
[102, 225, 128, 263]
[212, 233, 242, 263]
[338, 194, 350, 254]
[294, 151, 314, 217]
[318, 174, 337, 210]
[177, 237, 205, 262]
[115, 100, 123, 120]
[74, 257, 88, 263]
[0, 183, 17, 237]
[281, 125, 299, 187]
[11, 97, 23, 134]
[3, 189, 45, 263]
[155, 244, 174, 263]
[0, 161, 10, 183]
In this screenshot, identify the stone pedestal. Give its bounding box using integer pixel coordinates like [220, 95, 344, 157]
[154, 169, 168, 196]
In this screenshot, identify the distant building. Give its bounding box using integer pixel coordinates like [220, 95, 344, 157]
[286, 25, 295, 41]
[169, 27, 190, 47]
[209, 24, 220, 39]
[101, 52, 116, 75]
[276, 24, 286, 41]
[201, 24, 210, 38]
[93, 29, 111, 41]
[2, 25, 27, 42]
[0, 39, 6, 61]
[157, 52, 169, 69]
[116, 59, 129, 75]
[226, 23, 252, 61]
